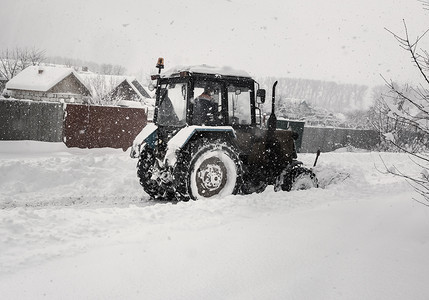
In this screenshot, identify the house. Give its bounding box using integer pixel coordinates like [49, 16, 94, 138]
[111, 77, 151, 100]
[79, 73, 155, 120]
[111, 77, 154, 120]
[5, 65, 91, 103]
[79, 73, 151, 102]
[113, 78, 155, 120]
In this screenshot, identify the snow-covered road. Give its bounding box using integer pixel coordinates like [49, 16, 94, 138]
[1, 141, 428, 299]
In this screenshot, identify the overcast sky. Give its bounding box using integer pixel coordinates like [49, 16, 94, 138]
[1, 0, 428, 86]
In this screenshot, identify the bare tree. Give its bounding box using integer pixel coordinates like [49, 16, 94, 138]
[100, 63, 126, 75]
[0, 47, 46, 80]
[379, 21, 429, 206]
[46, 56, 127, 75]
[112, 64, 126, 76]
[367, 85, 411, 151]
[81, 74, 123, 106]
[418, 0, 429, 10]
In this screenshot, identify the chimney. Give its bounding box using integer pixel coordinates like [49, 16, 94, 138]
[38, 67, 44, 74]
[82, 66, 88, 72]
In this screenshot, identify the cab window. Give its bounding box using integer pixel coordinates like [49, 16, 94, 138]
[156, 82, 187, 126]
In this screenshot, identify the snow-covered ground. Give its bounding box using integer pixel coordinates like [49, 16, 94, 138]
[1, 141, 428, 300]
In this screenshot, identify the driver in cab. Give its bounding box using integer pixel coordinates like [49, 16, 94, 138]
[193, 84, 219, 125]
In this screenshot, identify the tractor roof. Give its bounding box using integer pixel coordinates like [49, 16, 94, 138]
[161, 65, 252, 80]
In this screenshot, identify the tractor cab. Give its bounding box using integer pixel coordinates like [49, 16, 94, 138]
[151, 65, 266, 129]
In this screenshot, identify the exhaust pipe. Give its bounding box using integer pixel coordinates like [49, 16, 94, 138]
[267, 81, 278, 133]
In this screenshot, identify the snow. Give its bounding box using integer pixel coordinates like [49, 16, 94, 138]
[6, 66, 77, 92]
[117, 99, 152, 109]
[162, 65, 252, 78]
[1, 141, 429, 299]
[78, 72, 135, 85]
[383, 132, 395, 143]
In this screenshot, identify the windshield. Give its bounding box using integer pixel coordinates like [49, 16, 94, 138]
[156, 82, 187, 126]
[228, 84, 252, 125]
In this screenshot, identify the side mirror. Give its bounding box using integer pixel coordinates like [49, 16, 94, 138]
[256, 89, 266, 103]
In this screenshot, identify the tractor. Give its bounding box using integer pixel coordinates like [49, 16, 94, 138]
[130, 58, 318, 200]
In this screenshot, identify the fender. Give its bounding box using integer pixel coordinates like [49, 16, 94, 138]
[130, 123, 158, 158]
[164, 125, 236, 166]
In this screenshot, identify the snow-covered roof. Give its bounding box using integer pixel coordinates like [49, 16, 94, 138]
[117, 99, 152, 108]
[130, 79, 151, 98]
[6, 65, 80, 92]
[162, 65, 252, 78]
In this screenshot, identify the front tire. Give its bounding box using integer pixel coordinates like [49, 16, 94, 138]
[137, 145, 164, 199]
[275, 165, 318, 192]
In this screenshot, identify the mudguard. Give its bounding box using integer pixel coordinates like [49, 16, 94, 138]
[130, 123, 158, 158]
[164, 125, 236, 166]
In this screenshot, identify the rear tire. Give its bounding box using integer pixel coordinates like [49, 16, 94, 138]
[174, 140, 242, 200]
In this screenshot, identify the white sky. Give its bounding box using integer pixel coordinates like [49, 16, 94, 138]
[1, 0, 428, 86]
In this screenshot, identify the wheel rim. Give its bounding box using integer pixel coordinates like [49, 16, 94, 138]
[190, 148, 237, 199]
[291, 172, 318, 190]
[196, 157, 227, 197]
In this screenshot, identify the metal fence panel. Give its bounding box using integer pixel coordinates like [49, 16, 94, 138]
[0, 99, 63, 142]
[63, 104, 147, 150]
[301, 126, 380, 153]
